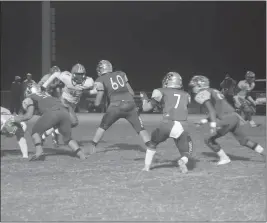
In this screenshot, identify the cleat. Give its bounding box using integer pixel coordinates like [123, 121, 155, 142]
[178, 159, 188, 174]
[29, 153, 45, 161]
[142, 166, 150, 172]
[217, 157, 231, 165]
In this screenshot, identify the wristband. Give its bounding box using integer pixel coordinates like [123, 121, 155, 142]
[210, 122, 216, 128]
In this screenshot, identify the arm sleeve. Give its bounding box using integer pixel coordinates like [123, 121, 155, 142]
[42, 72, 61, 88]
[151, 89, 163, 102]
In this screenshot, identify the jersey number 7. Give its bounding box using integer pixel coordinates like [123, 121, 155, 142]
[174, 94, 181, 109]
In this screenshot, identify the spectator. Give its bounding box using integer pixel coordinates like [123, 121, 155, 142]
[22, 73, 36, 97]
[220, 74, 236, 107]
[10, 76, 22, 114]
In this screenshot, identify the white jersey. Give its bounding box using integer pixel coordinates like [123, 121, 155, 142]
[236, 80, 255, 98]
[1, 107, 13, 130]
[42, 71, 94, 105]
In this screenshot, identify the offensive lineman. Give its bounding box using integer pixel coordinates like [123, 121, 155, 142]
[89, 60, 151, 154]
[1, 106, 28, 158]
[42, 63, 95, 128]
[140, 72, 193, 173]
[233, 71, 258, 127]
[189, 75, 265, 165]
[11, 84, 86, 161]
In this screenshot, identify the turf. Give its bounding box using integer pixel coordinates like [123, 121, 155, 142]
[1, 114, 266, 222]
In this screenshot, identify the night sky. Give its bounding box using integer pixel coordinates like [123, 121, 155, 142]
[1, 1, 266, 91]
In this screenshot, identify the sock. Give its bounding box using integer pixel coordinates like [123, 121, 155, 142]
[217, 149, 228, 159]
[181, 156, 189, 164]
[46, 128, 54, 136]
[93, 128, 105, 145]
[18, 137, 28, 157]
[254, 145, 264, 154]
[55, 128, 60, 134]
[145, 149, 156, 167]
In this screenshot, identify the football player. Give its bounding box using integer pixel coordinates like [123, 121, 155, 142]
[89, 60, 151, 154]
[189, 75, 265, 165]
[233, 71, 258, 127]
[38, 65, 62, 145]
[42, 63, 95, 128]
[11, 84, 86, 161]
[140, 72, 193, 173]
[1, 106, 28, 158]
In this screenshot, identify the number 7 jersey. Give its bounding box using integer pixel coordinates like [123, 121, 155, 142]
[94, 71, 134, 102]
[152, 88, 191, 121]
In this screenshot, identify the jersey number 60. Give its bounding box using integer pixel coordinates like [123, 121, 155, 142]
[110, 75, 125, 90]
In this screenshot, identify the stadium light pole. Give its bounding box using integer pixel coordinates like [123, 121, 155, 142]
[42, 1, 51, 75]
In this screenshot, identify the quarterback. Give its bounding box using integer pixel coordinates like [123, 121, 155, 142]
[89, 60, 151, 154]
[140, 72, 193, 173]
[189, 75, 265, 165]
[42, 63, 95, 128]
[233, 71, 258, 127]
[11, 84, 86, 161]
[1, 106, 28, 158]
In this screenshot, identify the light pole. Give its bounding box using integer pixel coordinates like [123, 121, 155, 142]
[42, 1, 51, 75]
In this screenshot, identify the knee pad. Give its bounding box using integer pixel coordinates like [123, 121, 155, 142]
[204, 137, 221, 153]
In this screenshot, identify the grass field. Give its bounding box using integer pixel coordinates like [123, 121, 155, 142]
[1, 114, 266, 222]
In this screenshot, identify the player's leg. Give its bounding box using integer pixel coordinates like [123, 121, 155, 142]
[14, 122, 28, 158]
[231, 115, 265, 158]
[171, 121, 193, 173]
[90, 104, 121, 153]
[142, 120, 173, 171]
[124, 102, 151, 144]
[57, 109, 86, 160]
[204, 114, 236, 165]
[30, 111, 62, 161]
[61, 98, 79, 128]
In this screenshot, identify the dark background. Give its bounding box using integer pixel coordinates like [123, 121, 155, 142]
[1, 1, 266, 91]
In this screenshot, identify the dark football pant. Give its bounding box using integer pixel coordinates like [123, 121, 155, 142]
[61, 98, 79, 128]
[205, 112, 249, 152]
[31, 107, 72, 143]
[150, 119, 193, 158]
[100, 100, 144, 133]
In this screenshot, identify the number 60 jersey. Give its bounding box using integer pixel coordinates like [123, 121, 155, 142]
[152, 88, 191, 121]
[94, 71, 134, 102]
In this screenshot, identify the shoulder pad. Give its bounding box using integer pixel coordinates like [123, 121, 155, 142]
[195, 90, 211, 104]
[151, 89, 163, 102]
[62, 71, 71, 76]
[22, 98, 34, 110]
[1, 107, 11, 115]
[94, 81, 104, 91]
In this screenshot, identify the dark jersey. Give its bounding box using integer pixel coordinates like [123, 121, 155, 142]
[95, 71, 134, 102]
[22, 92, 63, 115]
[152, 88, 190, 121]
[194, 88, 235, 119]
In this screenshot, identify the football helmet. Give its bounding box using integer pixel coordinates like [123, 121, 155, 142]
[71, 63, 86, 84]
[50, 66, 60, 74]
[189, 75, 210, 93]
[25, 83, 41, 97]
[96, 60, 113, 76]
[162, 72, 183, 89]
[245, 71, 255, 84]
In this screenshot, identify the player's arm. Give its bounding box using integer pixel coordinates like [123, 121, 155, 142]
[94, 82, 105, 107]
[42, 71, 61, 89]
[13, 98, 35, 122]
[141, 89, 162, 112]
[195, 90, 216, 127]
[122, 73, 135, 96]
[38, 74, 49, 86]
